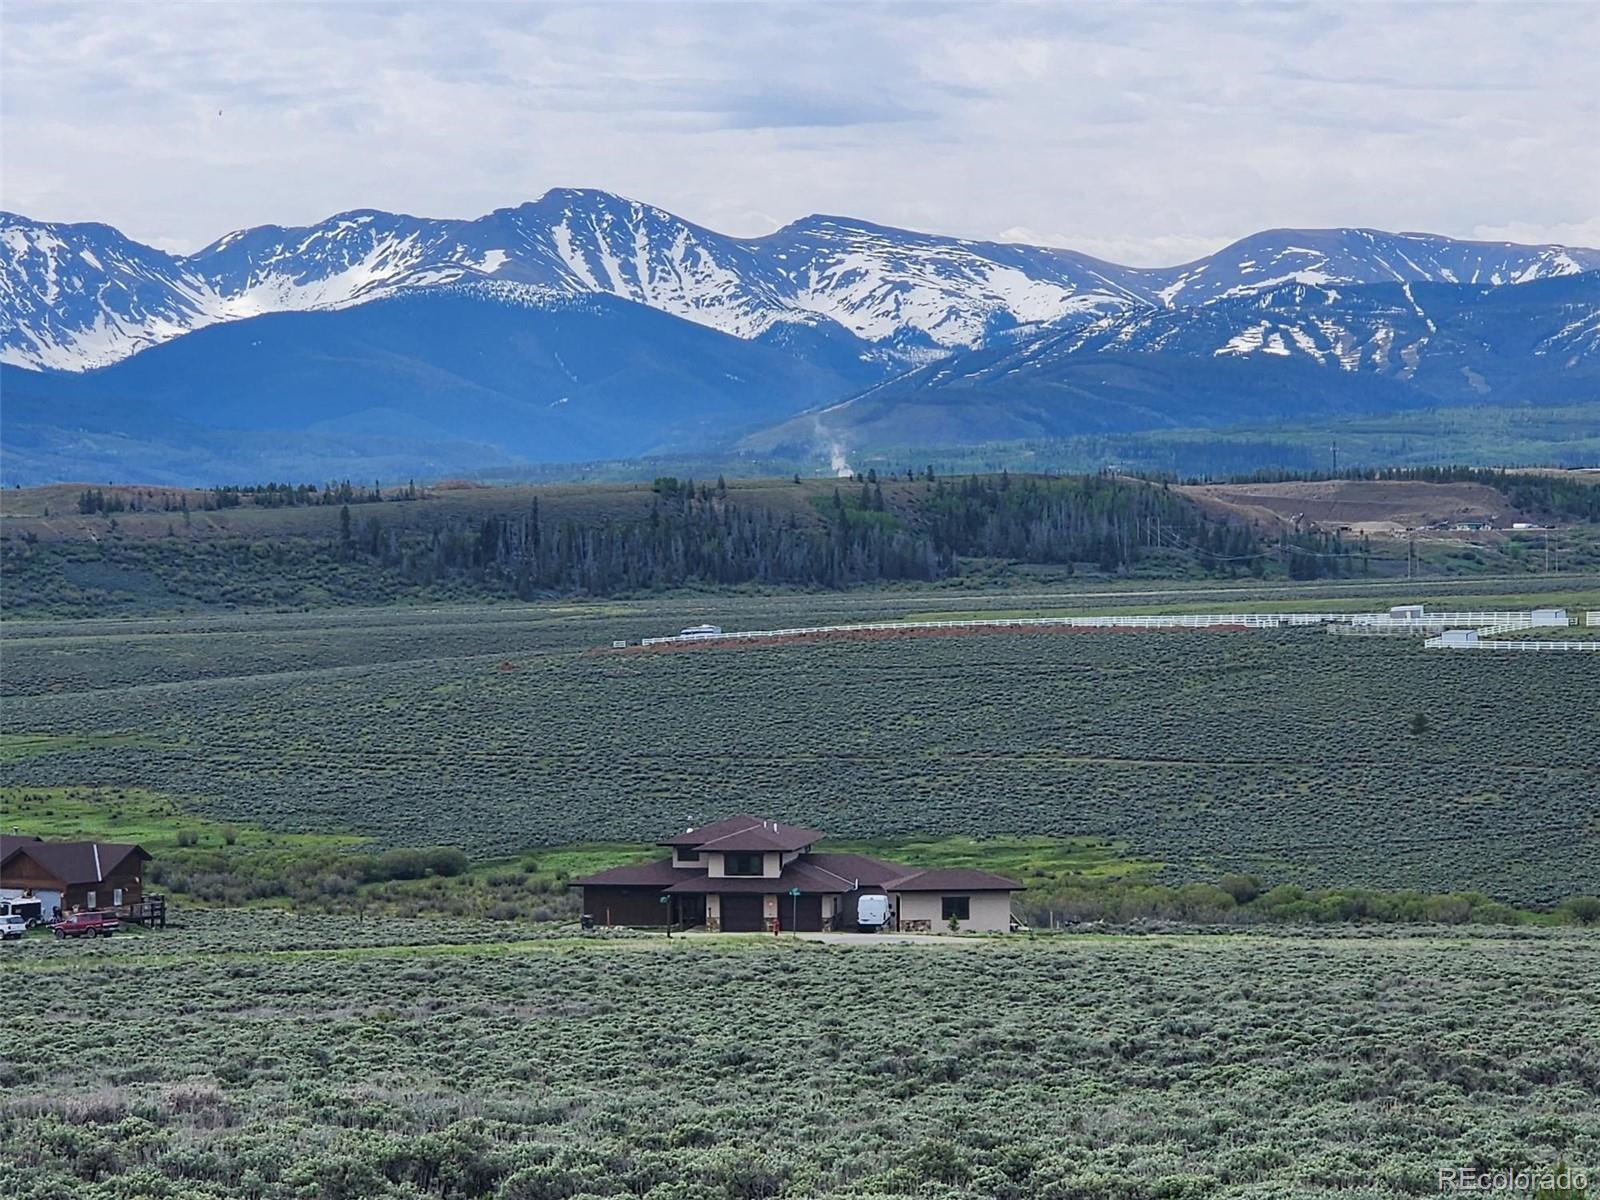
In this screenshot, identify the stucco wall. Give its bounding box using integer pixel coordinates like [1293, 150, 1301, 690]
[704, 851, 782, 879]
[893, 890, 1014, 933]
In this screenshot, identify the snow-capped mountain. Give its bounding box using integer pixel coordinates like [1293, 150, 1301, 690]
[959, 272, 1600, 380]
[740, 272, 1600, 454]
[5, 189, 1598, 371]
[1139, 228, 1600, 307]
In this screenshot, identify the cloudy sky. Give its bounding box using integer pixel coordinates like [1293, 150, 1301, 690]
[2, 1, 1596, 264]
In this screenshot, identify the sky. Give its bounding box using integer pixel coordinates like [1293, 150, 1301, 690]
[2, 0, 1597, 265]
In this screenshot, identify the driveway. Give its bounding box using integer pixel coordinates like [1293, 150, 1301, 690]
[665, 930, 1008, 945]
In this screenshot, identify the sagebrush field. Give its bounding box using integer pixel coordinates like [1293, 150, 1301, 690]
[4, 579, 1597, 902]
[2, 914, 1596, 1200]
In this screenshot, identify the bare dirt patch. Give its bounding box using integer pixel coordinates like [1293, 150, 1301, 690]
[1179, 479, 1530, 536]
[600, 623, 1249, 655]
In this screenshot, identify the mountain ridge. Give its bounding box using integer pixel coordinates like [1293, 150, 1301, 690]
[739, 272, 1600, 455]
[6, 189, 1598, 371]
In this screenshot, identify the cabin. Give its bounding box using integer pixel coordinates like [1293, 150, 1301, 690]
[572, 815, 1023, 933]
[0, 836, 152, 921]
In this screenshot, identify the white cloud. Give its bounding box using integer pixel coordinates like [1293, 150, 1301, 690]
[1469, 218, 1600, 248]
[1, 1, 1595, 263]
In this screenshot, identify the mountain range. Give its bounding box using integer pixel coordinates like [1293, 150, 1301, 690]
[3, 188, 1598, 484]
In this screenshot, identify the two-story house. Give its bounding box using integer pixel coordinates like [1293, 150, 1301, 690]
[0, 836, 151, 920]
[572, 814, 1023, 933]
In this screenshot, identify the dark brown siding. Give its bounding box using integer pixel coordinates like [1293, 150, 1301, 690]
[584, 886, 667, 927]
[720, 894, 765, 932]
[0, 856, 64, 893]
[71, 859, 144, 912]
[777, 894, 822, 932]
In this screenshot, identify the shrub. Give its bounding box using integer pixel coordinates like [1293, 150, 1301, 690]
[1559, 895, 1600, 925]
[1217, 873, 1262, 904]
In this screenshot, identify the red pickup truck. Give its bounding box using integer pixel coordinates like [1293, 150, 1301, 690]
[53, 911, 120, 938]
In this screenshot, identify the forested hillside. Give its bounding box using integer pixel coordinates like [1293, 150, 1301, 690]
[1, 473, 1358, 616]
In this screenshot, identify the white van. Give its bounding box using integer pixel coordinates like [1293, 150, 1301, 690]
[855, 893, 891, 932]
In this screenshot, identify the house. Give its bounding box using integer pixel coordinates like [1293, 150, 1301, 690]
[0, 836, 151, 921]
[572, 815, 1023, 933]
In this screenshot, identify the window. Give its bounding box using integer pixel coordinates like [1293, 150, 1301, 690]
[113, 888, 124, 907]
[86, 891, 96, 910]
[724, 852, 763, 876]
[674, 849, 700, 864]
[940, 896, 970, 922]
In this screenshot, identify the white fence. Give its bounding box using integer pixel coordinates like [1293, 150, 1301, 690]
[1328, 623, 1432, 638]
[1426, 638, 1600, 653]
[635, 606, 1586, 652]
[639, 612, 1356, 646]
[1348, 611, 1551, 629]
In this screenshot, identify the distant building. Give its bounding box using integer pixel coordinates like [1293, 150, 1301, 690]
[0, 837, 151, 920]
[572, 815, 1023, 933]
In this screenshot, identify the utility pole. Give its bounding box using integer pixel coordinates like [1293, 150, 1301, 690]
[1331, 439, 1338, 475]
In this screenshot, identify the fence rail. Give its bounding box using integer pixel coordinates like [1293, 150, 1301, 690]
[635, 608, 1580, 651]
[639, 612, 1355, 646]
[1426, 639, 1600, 653]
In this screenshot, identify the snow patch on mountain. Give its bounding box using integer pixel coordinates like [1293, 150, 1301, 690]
[4, 195, 1600, 372]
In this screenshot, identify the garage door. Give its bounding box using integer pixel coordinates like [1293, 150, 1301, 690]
[779, 894, 822, 932]
[721, 894, 765, 932]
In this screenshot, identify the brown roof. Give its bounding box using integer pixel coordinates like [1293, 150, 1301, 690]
[658, 814, 769, 847]
[695, 823, 823, 853]
[659, 814, 824, 853]
[569, 846, 1020, 897]
[568, 857, 684, 888]
[0, 838, 150, 887]
[885, 868, 1024, 892]
[664, 858, 864, 895]
[803, 852, 905, 887]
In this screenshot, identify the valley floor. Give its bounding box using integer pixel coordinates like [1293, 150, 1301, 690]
[5, 577, 1597, 902]
[2, 912, 1596, 1200]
